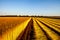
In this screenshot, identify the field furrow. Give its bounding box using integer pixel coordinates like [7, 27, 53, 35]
[36, 19, 60, 40]
[33, 18, 47, 40]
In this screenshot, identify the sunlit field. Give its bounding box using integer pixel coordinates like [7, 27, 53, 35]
[0, 16, 60, 40]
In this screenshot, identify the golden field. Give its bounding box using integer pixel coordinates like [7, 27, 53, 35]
[0, 16, 60, 40]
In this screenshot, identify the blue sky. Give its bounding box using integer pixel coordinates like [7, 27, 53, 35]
[0, 0, 60, 16]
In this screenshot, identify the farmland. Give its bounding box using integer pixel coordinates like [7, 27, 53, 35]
[0, 16, 60, 40]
